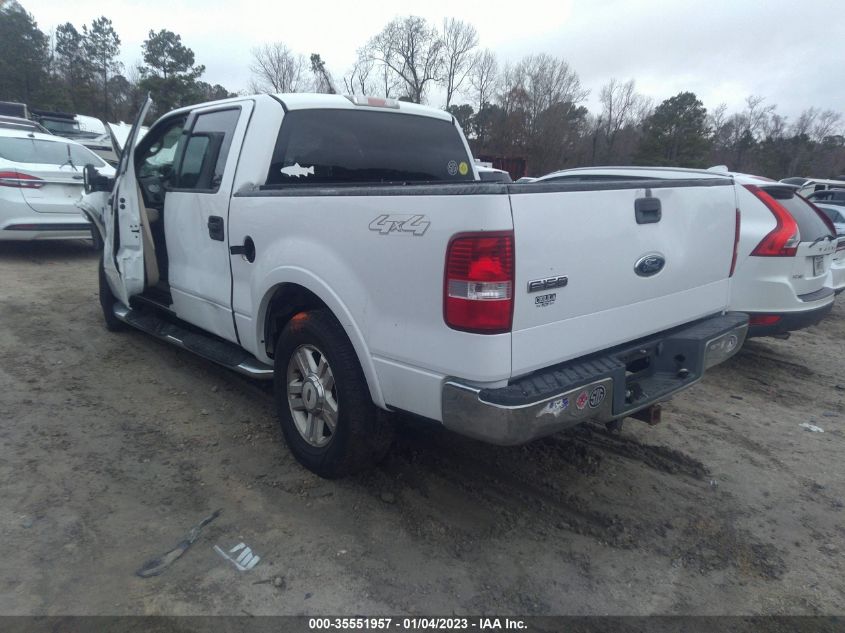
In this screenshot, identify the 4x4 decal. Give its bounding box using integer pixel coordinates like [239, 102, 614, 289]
[369, 214, 430, 236]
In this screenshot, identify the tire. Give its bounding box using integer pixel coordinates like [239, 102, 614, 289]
[98, 254, 125, 332]
[273, 309, 392, 478]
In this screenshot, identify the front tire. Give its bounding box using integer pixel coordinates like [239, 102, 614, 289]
[273, 309, 392, 478]
[98, 254, 125, 332]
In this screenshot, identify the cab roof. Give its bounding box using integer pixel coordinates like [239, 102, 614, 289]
[162, 93, 453, 123]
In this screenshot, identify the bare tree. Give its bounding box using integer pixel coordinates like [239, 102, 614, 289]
[249, 42, 304, 93]
[598, 78, 646, 159]
[366, 16, 444, 103]
[440, 18, 477, 107]
[811, 109, 842, 143]
[513, 53, 588, 135]
[343, 54, 375, 95]
[469, 48, 498, 113]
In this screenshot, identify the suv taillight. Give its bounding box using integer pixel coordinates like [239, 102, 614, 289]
[444, 231, 514, 334]
[0, 171, 44, 189]
[745, 185, 800, 256]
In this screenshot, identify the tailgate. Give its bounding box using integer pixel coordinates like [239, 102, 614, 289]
[509, 178, 737, 376]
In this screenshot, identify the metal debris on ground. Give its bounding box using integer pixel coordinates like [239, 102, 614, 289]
[214, 542, 261, 571]
[799, 423, 825, 433]
[136, 509, 223, 578]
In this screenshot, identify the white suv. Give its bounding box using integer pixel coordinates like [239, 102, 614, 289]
[534, 167, 838, 338]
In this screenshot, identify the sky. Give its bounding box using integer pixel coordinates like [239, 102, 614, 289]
[24, 0, 845, 121]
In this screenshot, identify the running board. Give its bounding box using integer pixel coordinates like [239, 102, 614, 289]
[113, 304, 274, 380]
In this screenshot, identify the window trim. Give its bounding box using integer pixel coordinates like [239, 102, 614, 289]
[168, 105, 242, 195]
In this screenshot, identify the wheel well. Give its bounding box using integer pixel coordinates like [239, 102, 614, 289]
[263, 283, 329, 358]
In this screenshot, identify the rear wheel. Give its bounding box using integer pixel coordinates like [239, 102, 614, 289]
[273, 309, 392, 478]
[98, 255, 125, 332]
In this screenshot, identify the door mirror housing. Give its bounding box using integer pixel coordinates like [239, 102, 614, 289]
[83, 163, 114, 194]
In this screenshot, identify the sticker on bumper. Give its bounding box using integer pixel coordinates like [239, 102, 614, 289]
[589, 385, 606, 408]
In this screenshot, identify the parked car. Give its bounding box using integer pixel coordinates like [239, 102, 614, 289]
[0, 115, 50, 134]
[780, 177, 845, 196]
[79, 94, 748, 478]
[814, 203, 845, 234]
[0, 128, 114, 241]
[534, 167, 838, 338]
[814, 203, 845, 295]
[475, 165, 512, 182]
[806, 188, 845, 208]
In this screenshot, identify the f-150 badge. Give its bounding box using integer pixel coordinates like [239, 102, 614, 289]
[369, 214, 430, 236]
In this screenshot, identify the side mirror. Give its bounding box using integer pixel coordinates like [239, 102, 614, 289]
[83, 163, 114, 194]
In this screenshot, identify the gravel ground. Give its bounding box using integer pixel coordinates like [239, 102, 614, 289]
[1, 240, 843, 616]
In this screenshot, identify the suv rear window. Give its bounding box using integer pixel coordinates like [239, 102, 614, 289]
[765, 187, 834, 240]
[265, 109, 473, 187]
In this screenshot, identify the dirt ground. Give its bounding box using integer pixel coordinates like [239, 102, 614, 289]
[1, 240, 843, 616]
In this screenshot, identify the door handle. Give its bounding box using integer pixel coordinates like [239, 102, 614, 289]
[229, 236, 256, 263]
[635, 197, 661, 224]
[207, 215, 224, 241]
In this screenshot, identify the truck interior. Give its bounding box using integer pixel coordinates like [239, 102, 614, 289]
[132, 114, 187, 307]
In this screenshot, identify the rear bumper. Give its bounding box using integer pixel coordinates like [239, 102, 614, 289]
[441, 312, 748, 445]
[746, 298, 834, 338]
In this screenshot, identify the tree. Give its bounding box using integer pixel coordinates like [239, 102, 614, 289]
[142, 29, 204, 81]
[366, 16, 443, 103]
[140, 29, 206, 112]
[440, 18, 477, 107]
[598, 78, 648, 162]
[446, 103, 474, 135]
[635, 92, 710, 167]
[468, 49, 497, 145]
[309, 53, 335, 94]
[249, 42, 304, 93]
[82, 17, 122, 120]
[54, 22, 95, 111]
[0, 1, 50, 105]
[343, 54, 376, 95]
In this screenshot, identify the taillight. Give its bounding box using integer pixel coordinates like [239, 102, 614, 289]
[729, 208, 741, 276]
[749, 314, 781, 326]
[745, 185, 799, 257]
[0, 171, 44, 189]
[444, 231, 514, 334]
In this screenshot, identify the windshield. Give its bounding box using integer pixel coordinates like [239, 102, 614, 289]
[0, 137, 106, 167]
[41, 119, 80, 134]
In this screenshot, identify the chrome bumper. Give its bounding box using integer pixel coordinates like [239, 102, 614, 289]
[441, 313, 748, 445]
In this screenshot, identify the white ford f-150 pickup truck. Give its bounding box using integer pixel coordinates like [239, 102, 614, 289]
[79, 93, 748, 477]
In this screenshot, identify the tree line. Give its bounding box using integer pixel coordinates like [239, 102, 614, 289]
[2, 2, 843, 179]
[0, 0, 233, 122]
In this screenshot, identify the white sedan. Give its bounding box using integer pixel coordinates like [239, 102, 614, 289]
[0, 128, 114, 241]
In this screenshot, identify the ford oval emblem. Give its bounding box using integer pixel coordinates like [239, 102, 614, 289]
[634, 253, 666, 277]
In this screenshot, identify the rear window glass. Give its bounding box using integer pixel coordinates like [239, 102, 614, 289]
[767, 188, 834, 240]
[0, 137, 105, 167]
[265, 109, 473, 186]
[820, 206, 845, 223]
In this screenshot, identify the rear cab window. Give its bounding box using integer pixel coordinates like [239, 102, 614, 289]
[264, 109, 473, 187]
